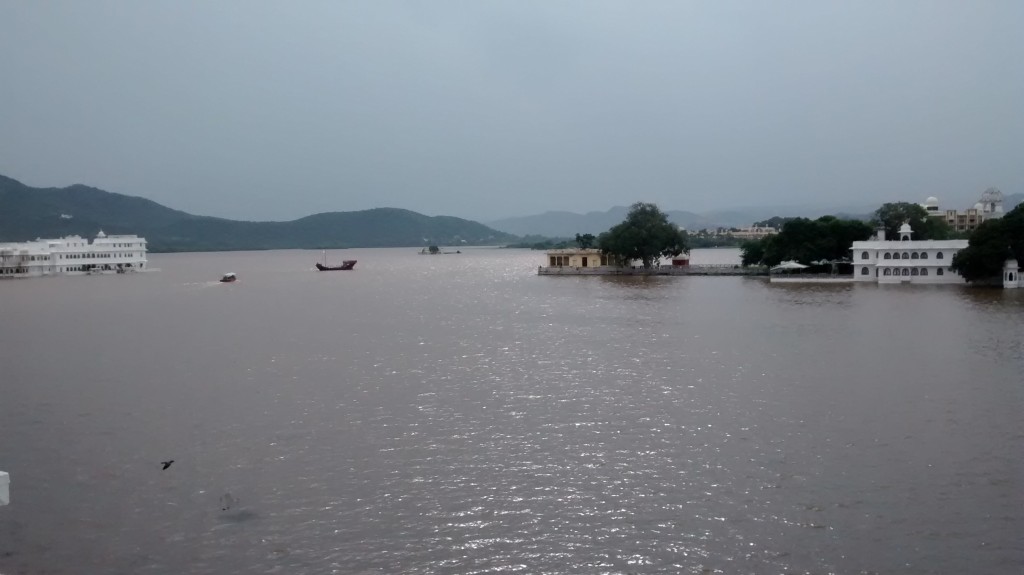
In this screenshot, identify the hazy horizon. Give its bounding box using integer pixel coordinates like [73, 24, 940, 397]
[2, 2, 1021, 222]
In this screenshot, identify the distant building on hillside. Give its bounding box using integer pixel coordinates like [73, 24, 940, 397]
[922, 188, 1004, 233]
[852, 223, 968, 284]
[729, 226, 778, 240]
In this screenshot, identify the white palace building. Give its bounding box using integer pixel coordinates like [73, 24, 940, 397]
[852, 223, 969, 284]
[0, 231, 148, 278]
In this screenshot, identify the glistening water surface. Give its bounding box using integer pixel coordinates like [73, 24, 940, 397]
[1, 248, 1021, 574]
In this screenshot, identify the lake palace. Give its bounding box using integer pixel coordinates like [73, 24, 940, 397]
[0, 231, 148, 278]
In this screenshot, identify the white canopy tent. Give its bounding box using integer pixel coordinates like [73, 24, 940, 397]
[770, 261, 808, 272]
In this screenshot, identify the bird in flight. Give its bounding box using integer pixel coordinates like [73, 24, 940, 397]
[161, 460, 174, 470]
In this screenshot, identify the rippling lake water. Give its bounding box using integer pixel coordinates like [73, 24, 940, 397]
[1, 248, 1022, 574]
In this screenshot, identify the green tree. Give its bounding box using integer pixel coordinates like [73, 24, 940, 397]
[598, 202, 689, 268]
[752, 216, 794, 229]
[871, 202, 952, 240]
[951, 203, 1024, 282]
[740, 238, 767, 266]
[574, 233, 596, 249]
[740, 216, 873, 267]
[1006, 203, 1024, 261]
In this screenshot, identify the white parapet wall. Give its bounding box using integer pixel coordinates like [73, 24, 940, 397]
[0, 471, 8, 505]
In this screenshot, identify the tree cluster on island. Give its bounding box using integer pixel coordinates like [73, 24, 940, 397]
[574, 233, 596, 249]
[738, 200, 1024, 283]
[596, 202, 689, 268]
[872, 202, 960, 241]
[687, 230, 745, 248]
[740, 216, 874, 268]
[507, 204, 690, 267]
[839, 200, 1023, 283]
[740, 202, 957, 268]
[951, 202, 1024, 282]
[752, 216, 796, 229]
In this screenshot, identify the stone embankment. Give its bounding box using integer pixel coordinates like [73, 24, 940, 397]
[538, 265, 767, 277]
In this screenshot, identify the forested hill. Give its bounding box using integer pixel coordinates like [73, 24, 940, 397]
[0, 175, 517, 252]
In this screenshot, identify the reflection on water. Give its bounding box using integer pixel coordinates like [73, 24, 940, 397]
[595, 274, 677, 293]
[0, 247, 1021, 575]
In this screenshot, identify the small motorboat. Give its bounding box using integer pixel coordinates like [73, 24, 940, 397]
[219, 273, 237, 283]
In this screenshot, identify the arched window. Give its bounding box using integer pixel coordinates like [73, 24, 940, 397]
[902, 268, 910, 276]
[861, 267, 869, 275]
[911, 268, 919, 276]
[936, 252, 944, 259]
[920, 269, 928, 276]
[861, 251, 869, 260]
[920, 252, 928, 259]
[884, 253, 892, 260]
[902, 252, 910, 260]
[937, 268, 944, 276]
[911, 252, 919, 259]
[884, 268, 892, 276]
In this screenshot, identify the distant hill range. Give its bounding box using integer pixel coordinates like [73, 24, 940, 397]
[487, 195, 1023, 237]
[486, 204, 878, 237]
[0, 175, 516, 252]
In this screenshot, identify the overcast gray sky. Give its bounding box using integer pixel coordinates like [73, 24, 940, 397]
[1, 1, 1021, 222]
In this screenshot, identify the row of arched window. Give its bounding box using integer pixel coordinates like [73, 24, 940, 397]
[877, 267, 943, 276]
[861, 251, 943, 260]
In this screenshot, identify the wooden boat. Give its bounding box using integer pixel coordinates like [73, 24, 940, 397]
[316, 251, 356, 271]
[316, 261, 356, 271]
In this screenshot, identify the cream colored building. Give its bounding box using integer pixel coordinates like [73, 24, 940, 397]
[922, 190, 1003, 233]
[729, 226, 778, 240]
[544, 248, 614, 269]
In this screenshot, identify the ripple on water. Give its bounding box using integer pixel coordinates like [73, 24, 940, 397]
[0, 249, 1021, 574]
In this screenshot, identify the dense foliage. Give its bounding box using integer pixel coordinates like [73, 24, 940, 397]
[752, 216, 795, 229]
[574, 233, 596, 248]
[0, 175, 517, 251]
[871, 202, 952, 240]
[597, 202, 689, 268]
[688, 233, 743, 248]
[741, 216, 873, 267]
[951, 203, 1024, 282]
[504, 236, 573, 250]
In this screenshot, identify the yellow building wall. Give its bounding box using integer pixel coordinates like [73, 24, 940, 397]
[547, 249, 608, 268]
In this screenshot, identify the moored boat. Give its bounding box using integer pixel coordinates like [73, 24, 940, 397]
[315, 250, 356, 271]
[315, 260, 356, 271]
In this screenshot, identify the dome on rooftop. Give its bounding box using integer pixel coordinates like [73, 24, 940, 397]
[898, 222, 913, 233]
[925, 196, 939, 205]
